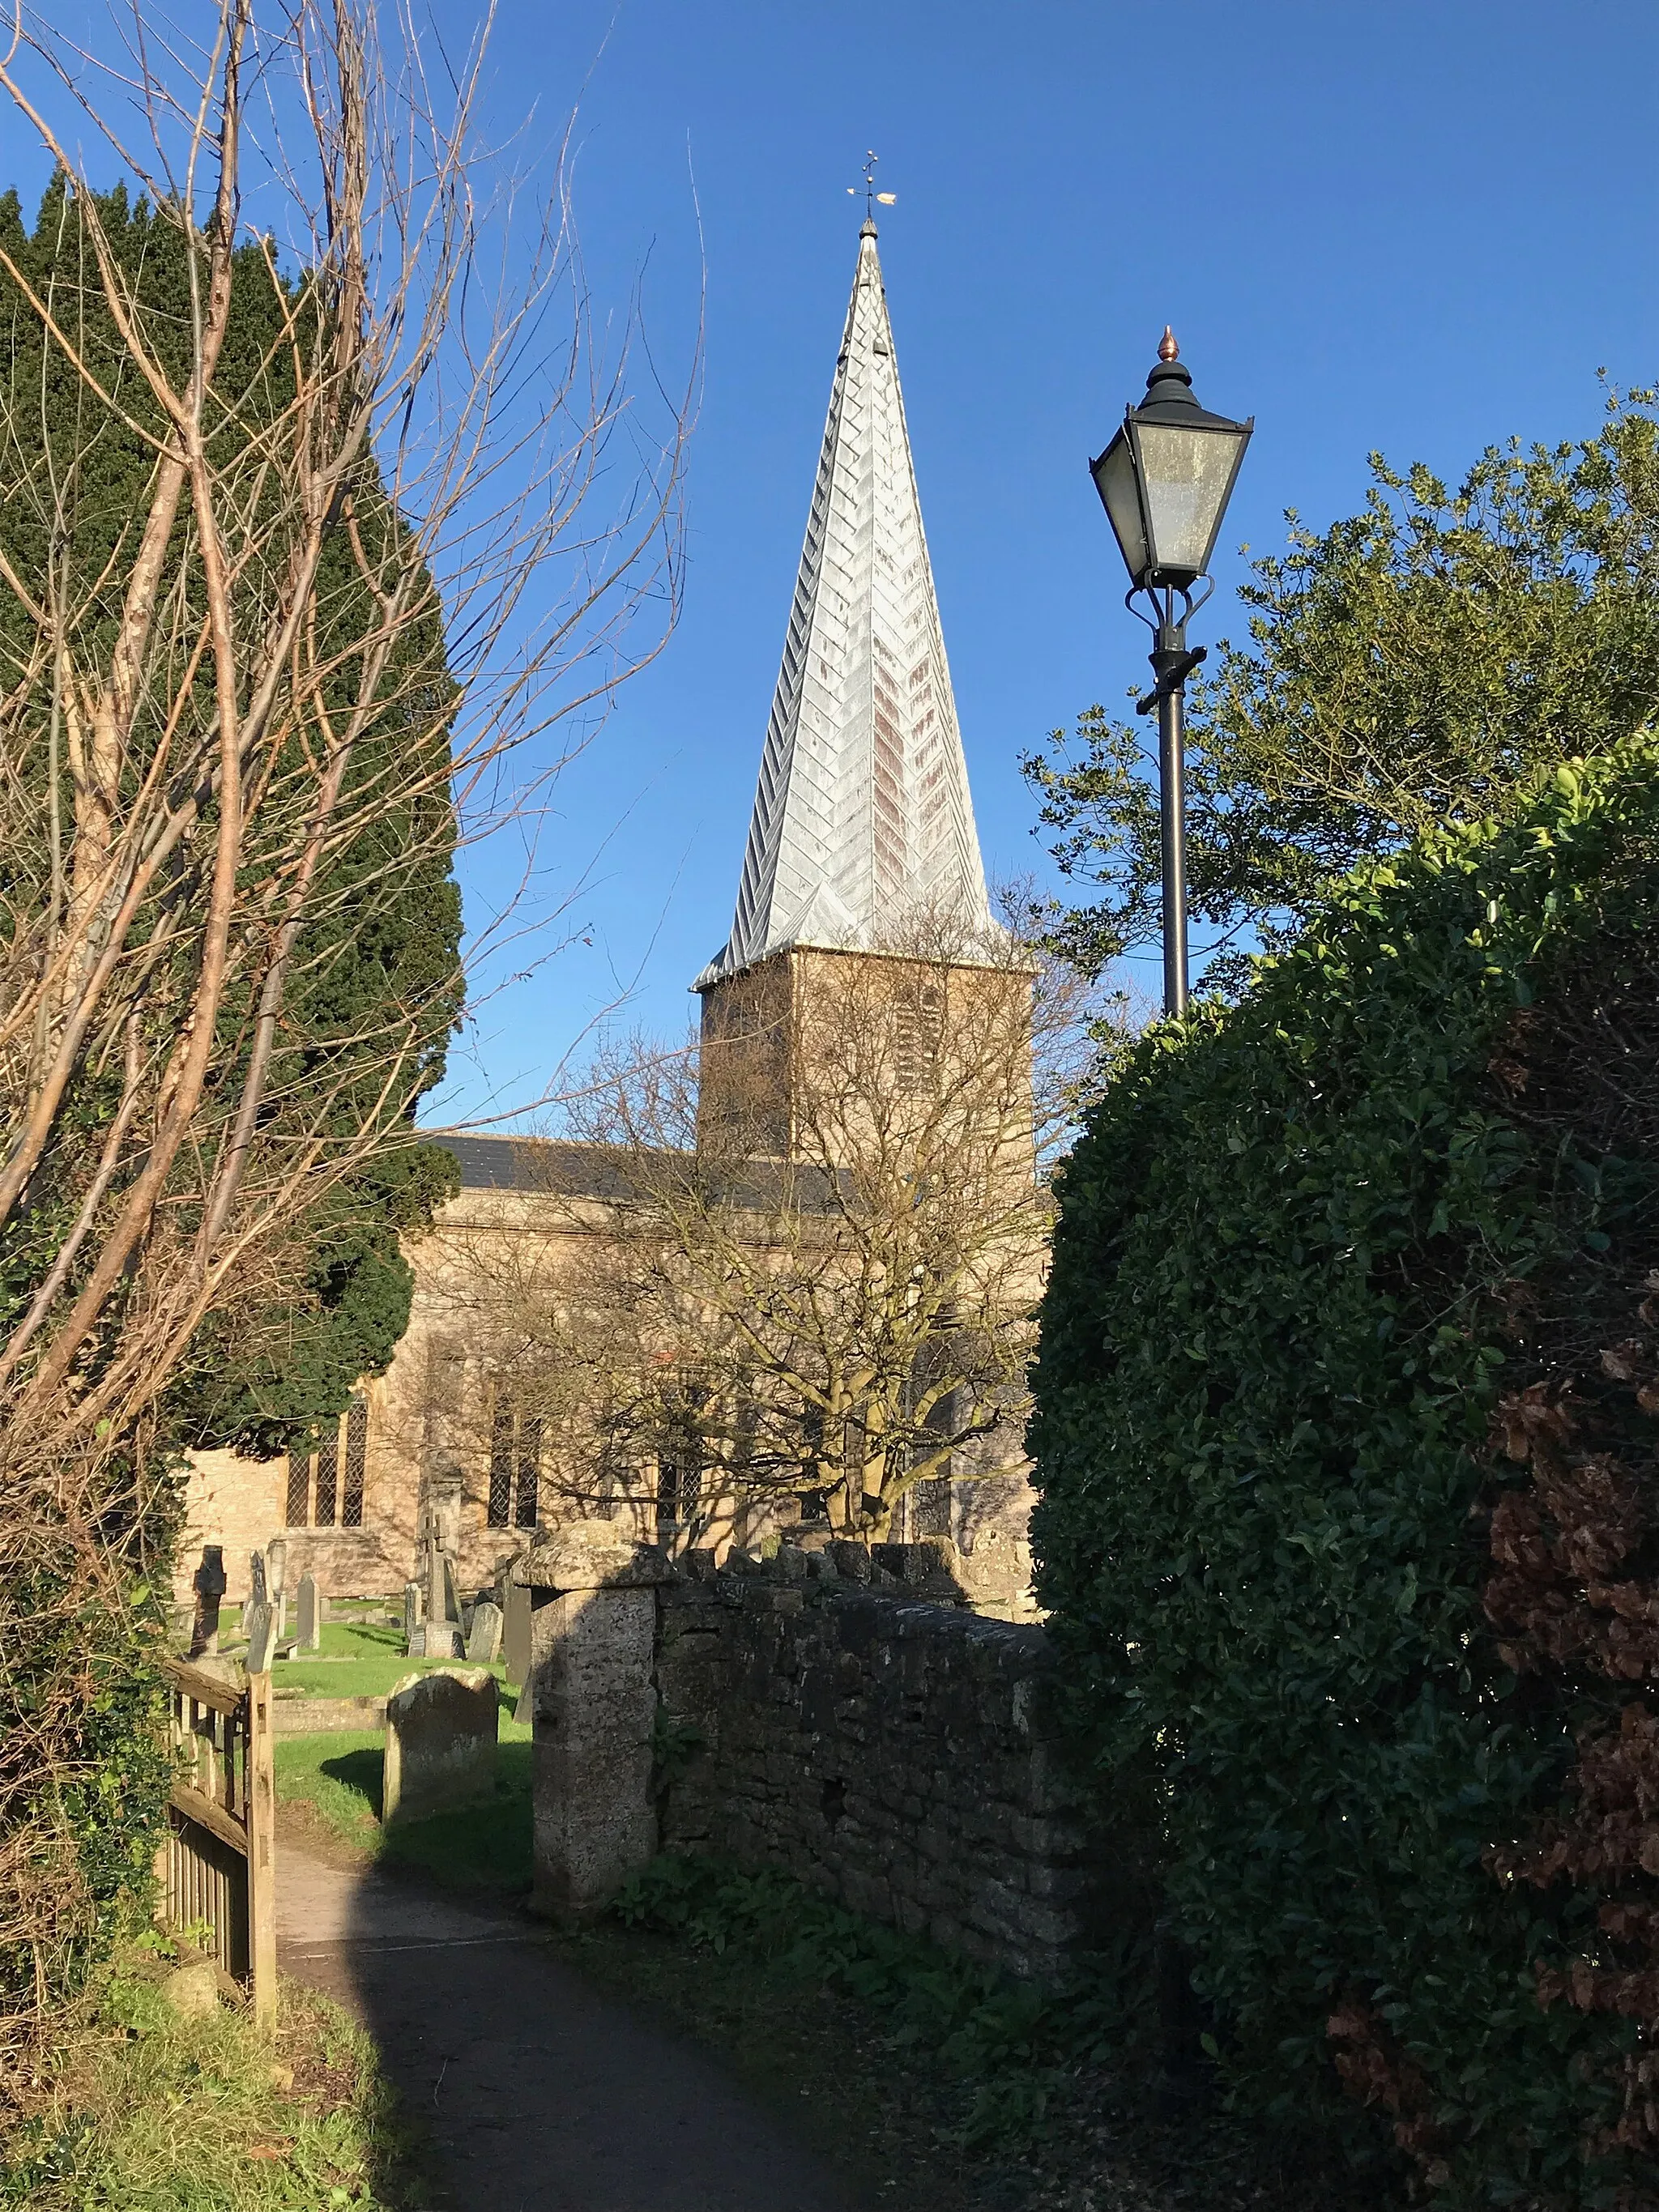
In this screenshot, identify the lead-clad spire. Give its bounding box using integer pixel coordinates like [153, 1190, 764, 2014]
[696, 221, 992, 989]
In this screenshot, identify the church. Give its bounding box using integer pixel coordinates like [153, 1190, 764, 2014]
[178, 216, 1042, 1619]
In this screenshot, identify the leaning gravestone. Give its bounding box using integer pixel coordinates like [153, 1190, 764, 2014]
[296, 1572, 322, 1652]
[243, 1597, 275, 1675]
[382, 1667, 497, 1825]
[465, 1599, 503, 1665]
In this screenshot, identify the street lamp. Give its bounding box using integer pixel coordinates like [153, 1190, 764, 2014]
[1090, 329, 1252, 1015]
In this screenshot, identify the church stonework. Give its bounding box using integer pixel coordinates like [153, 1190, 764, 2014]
[175, 218, 1041, 1621]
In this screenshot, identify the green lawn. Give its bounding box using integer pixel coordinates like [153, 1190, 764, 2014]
[212, 1612, 520, 1703]
[275, 1686, 533, 1894]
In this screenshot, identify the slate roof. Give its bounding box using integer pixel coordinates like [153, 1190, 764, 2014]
[429, 1132, 687, 1200]
[427, 1130, 838, 1213]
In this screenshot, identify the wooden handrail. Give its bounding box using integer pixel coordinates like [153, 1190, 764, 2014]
[162, 1655, 247, 1715]
[170, 1781, 249, 1856]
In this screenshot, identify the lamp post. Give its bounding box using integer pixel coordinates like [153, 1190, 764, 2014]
[1090, 330, 1252, 1016]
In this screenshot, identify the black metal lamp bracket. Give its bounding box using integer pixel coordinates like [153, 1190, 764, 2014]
[1137, 643, 1205, 718]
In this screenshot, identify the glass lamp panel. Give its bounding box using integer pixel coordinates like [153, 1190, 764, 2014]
[1134, 421, 1248, 579]
[1090, 429, 1149, 585]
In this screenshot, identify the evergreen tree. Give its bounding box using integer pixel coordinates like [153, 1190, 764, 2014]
[0, 177, 463, 1451]
[1024, 401, 1659, 984]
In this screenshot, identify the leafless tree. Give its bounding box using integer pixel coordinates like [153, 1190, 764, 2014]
[443, 914, 1100, 1544]
[0, 0, 689, 2095]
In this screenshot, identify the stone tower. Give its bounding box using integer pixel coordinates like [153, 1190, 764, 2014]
[697, 218, 999, 1152]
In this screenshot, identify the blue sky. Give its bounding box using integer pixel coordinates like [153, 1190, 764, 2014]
[13, 2, 1658, 1119]
[430, 0, 1659, 1123]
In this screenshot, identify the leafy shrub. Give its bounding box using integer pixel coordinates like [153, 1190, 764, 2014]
[1030, 740, 1659, 2206]
[612, 1852, 1149, 2144]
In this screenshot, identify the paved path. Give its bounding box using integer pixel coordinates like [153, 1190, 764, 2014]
[278, 1841, 868, 2212]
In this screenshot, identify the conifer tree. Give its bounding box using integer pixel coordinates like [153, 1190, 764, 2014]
[0, 175, 463, 1451]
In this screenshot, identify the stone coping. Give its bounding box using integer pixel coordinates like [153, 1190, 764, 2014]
[271, 1694, 386, 1734]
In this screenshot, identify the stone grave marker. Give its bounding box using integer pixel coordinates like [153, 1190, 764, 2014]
[465, 1600, 503, 1665]
[190, 1545, 227, 1658]
[502, 1579, 531, 1686]
[243, 1597, 275, 1675]
[402, 1580, 423, 1655]
[249, 1549, 269, 1609]
[382, 1667, 497, 1825]
[296, 1572, 322, 1652]
[267, 1537, 288, 1643]
[419, 1539, 463, 1659]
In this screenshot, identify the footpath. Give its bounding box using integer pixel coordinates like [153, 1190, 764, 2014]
[277, 1839, 867, 2212]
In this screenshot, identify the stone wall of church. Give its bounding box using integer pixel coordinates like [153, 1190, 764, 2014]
[652, 1543, 1099, 1983]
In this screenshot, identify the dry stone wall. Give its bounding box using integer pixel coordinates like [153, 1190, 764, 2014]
[653, 1541, 1102, 1983]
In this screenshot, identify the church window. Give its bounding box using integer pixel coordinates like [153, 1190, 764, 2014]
[284, 1396, 369, 1528]
[487, 1403, 542, 1530]
[517, 1417, 542, 1528]
[285, 1450, 309, 1528]
[341, 1398, 368, 1528]
[655, 1452, 701, 1546]
[488, 1410, 514, 1528]
[655, 1391, 706, 1546]
[313, 1427, 339, 1527]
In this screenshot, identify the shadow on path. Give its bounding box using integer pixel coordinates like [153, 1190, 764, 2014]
[277, 1839, 869, 2212]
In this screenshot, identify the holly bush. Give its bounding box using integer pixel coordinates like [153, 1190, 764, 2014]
[1030, 738, 1659, 2206]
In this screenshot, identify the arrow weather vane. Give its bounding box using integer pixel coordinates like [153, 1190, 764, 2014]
[847, 149, 898, 221]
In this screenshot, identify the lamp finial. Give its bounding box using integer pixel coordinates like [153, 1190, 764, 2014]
[1158, 326, 1179, 363]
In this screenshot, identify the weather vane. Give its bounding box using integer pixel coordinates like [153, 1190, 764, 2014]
[847, 150, 897, 222]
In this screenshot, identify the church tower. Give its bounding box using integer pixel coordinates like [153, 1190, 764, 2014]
[697, 218, 1000, 1152]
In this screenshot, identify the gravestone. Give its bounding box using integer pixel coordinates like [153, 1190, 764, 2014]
[243, 1597, 275, 1675]
[418, 1538, 463, 1659]
[502, 1579, 531, 1687]
[296, 1572, 322, 1652]
[249, 1549, 268, 1609]
[402, 1581, 423, 1656]
[267, 1538, 288, 1643]
[382, 1666, 497, 1825]
[190, 1545, 227, 1658]
[465, 1600, 503, 1665]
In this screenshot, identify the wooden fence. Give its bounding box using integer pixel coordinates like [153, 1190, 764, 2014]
[159, 1658, 276, 2024]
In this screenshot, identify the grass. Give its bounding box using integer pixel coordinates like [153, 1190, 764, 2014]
[232, 1616, 519, 1703]
[0, 1936, 420, 2210]
[274, 1686, 533, 1894]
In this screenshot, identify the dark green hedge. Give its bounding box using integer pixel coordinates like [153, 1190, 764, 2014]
[1030, 740, 1659, 2206]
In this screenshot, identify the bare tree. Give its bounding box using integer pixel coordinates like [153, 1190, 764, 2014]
[444, 915, 1098, 1545]
[0, 0, 689, 2095]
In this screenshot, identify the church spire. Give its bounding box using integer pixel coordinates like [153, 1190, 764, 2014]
[696, 222, 992, 989]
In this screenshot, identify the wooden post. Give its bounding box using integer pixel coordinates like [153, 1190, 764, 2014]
[245, 1669, 277, 2027]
